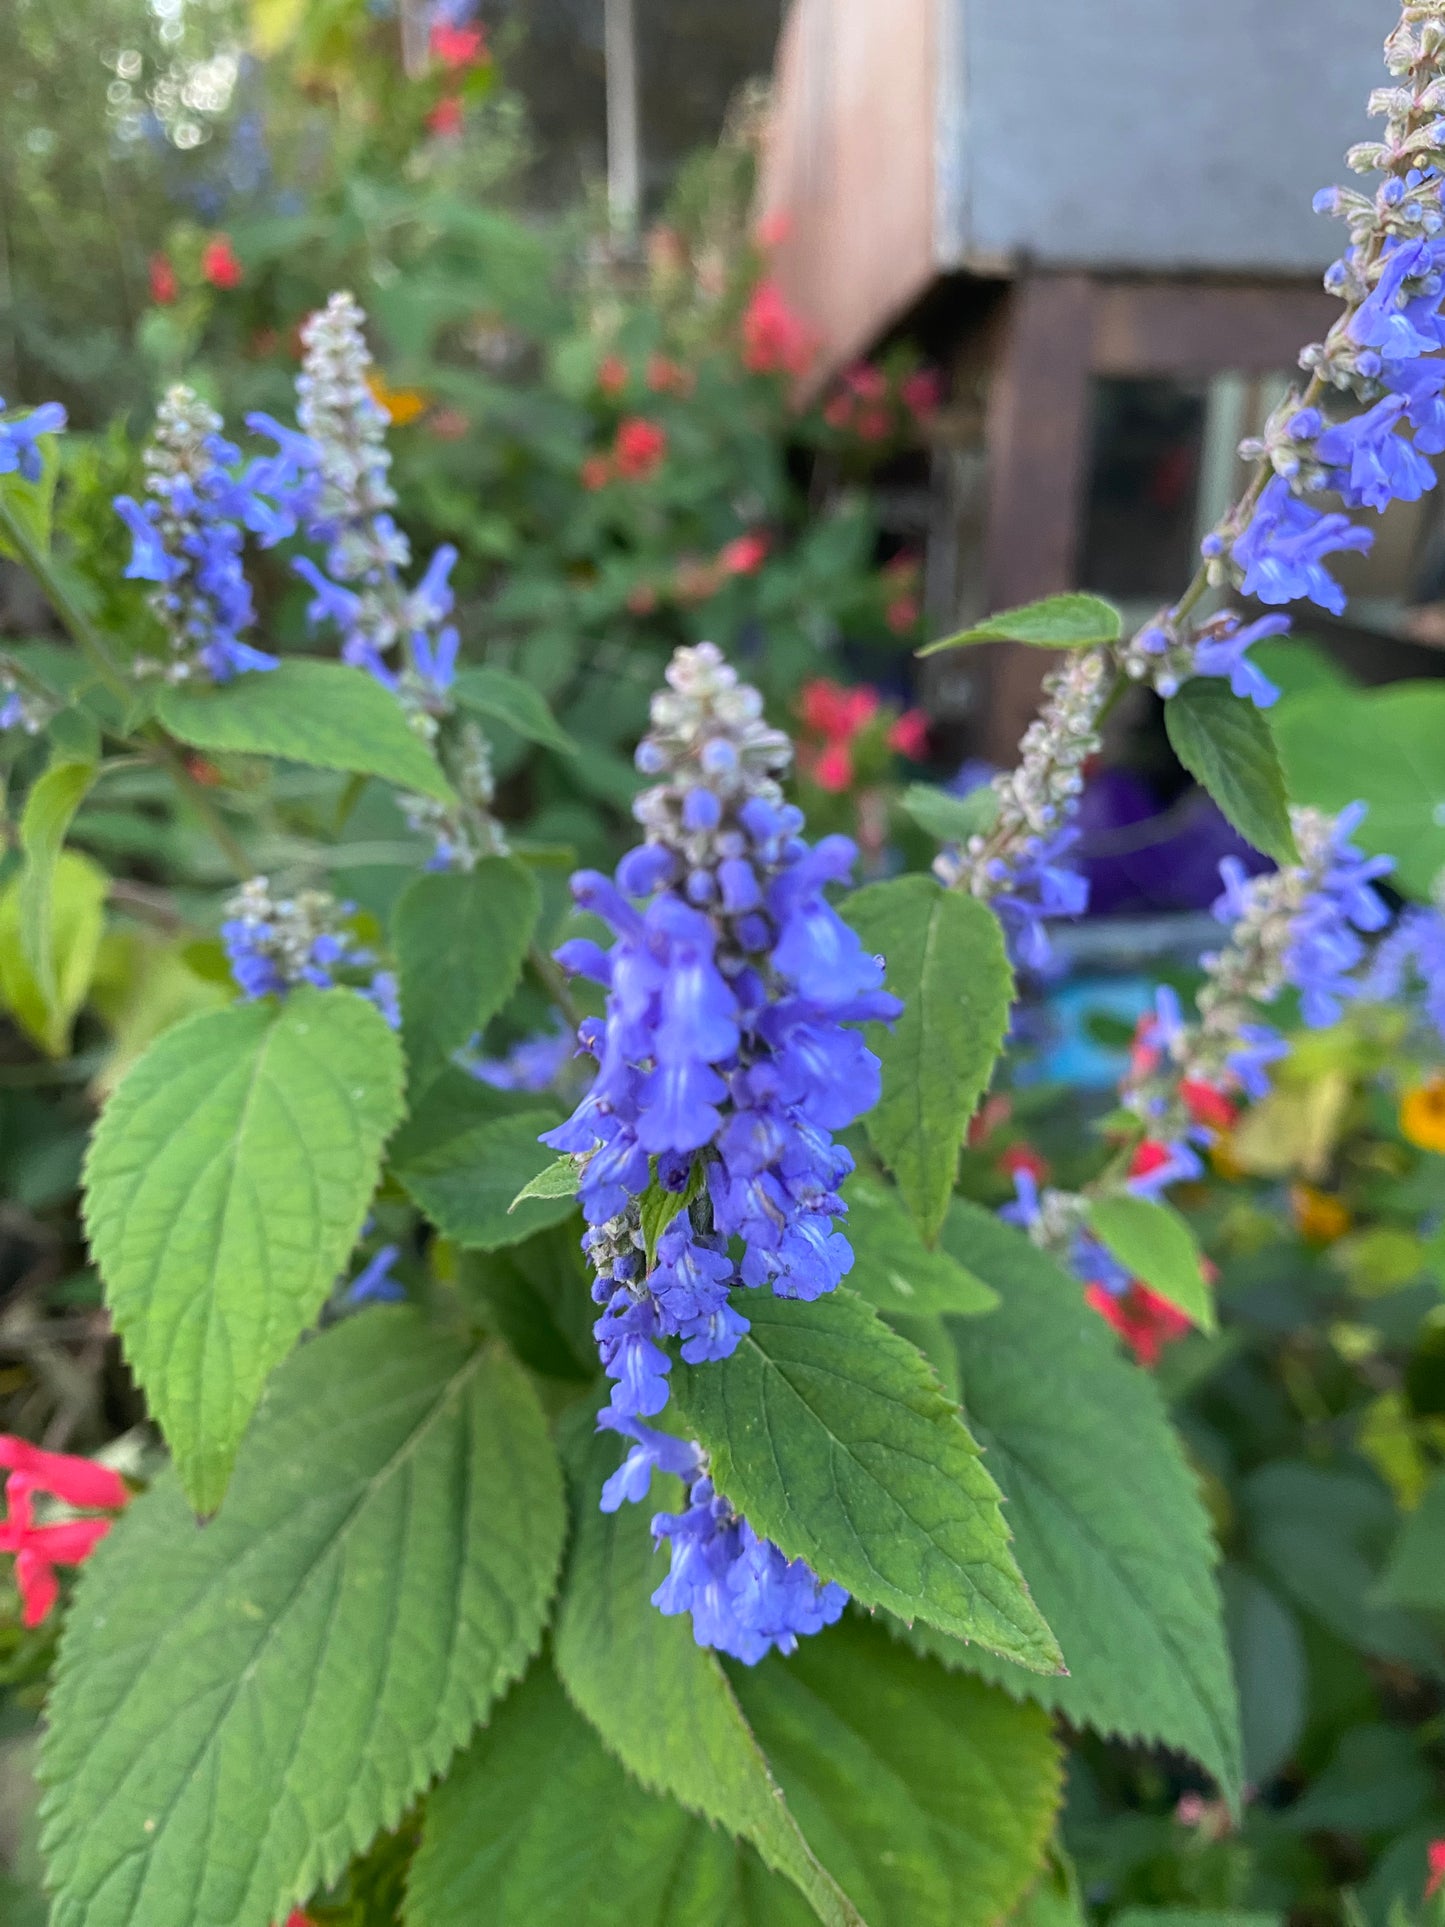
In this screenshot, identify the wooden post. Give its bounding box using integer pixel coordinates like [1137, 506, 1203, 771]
[604, 0, 642, 241]
[981, 273, 1095, 759]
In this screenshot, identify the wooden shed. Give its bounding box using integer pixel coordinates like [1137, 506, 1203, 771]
[757, 0, 1432, 749]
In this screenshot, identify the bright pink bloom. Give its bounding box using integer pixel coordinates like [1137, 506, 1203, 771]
[1426, 1841, 1445, 1899]
[719, 532, 770, 576]
[149, 253, 178, 305]
[613, 417, 667, 480]
[740, 279, 815, 377]
[1129, 1140, 1175, 1186]
[597, 354, 629, 395]
[813, 742, 855, 793]
[430, 22, 487, 68]
[754, 209, 793, 250]
[888, 709, 929, 759]
[902, 369, 943, 418]
[799, 679, 879, 741]
[0, 1438, 128, 1629]
[201, 235, 243, 290]
[427, 95, 464, 137]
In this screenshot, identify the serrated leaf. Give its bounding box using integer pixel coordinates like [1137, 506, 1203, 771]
[395, 1106, 577, 1250]
[1164, 680, 1296, 866]
[39, 1311, 566, 1927]
[157, 660, 455, 804]
[0, 847, 107, 1057]
[900, 783, 999, 846]
[917, 594, 1121, 656]
[903, 1201, 1243, 1802]
[843, 1174, 998, 1319]
[508, 1155, 578, 1211]
[842, 878, 1013, 1244]
[1274, 681, 1445, 899]
[1084, 1194, 1215, 1333]
[407, 1662, 815, 1927]
[639, 1157, 705, 1268]
[553, 1418, 863, 1927]
[83, 987, 406, 1512]
[731, 1614, 1061, 1927]
[459, 1228, 596, 1382]
[18, 758, 96, 1002]
[670, 1289, 1059, 1672]
[392, 860, 540, 1093]
[452, 665, 578, 754]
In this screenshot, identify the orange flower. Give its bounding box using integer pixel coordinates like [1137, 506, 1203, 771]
[365, 373, 429, 428]
[1290, 1182, 1352, 1245]
[1401, 1077, 1445, 1154]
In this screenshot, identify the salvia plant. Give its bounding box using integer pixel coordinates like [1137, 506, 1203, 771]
[0, 8, 1444, 1927]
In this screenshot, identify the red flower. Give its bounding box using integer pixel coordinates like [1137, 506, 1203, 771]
[799, 679, 879, 741]
[886, 595, 920, 634]
[813, 742, 855, 793]
[719, 532, 770, 576]
[844, 364, 888, 402]
[646, 355, 692, 395]
[597, 354, 629, 396]
[1180, 1078, 1237, 1134]
[1001, 1144, 1049, 1182]
[888, 709, 929, 760]
[1084, 1284, 1190, 1369]
[740, 279, 815, 377]
[1426, 1840, 1445, 1899]
[856, 405, 892, 443]
[613, 417, 667, 480]
[200, 234, 243, 290]
[148, 253, 178, 305]
[823, 394, 854, 431]
[580, 454, 613, 491]
[0, 1437, 129, 1629]
[427, 95, 464, 137]
[902, 369, 943, 418]
[1129, 1140, 1175, 1184]
[430, 22, 487, 68]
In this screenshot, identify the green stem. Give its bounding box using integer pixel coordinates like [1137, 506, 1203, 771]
[529, 940, 584, 1034]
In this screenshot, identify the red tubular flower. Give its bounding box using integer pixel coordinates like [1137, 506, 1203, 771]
[200, 235, 243, 290]
[813, 742, 855, 793]
[1180, 1078, 1238, 1133]
[1000, 1143, 1049, 1182]
[740, 280, 815, 377]
[799, 679, 879, 741]
[1426, 1840, 1445, 1899]
[430, 22, 487, 68]
[613, 418, 667, 480]
[720, 532, 770, 576]
[149, 253, 178, 305]
[1129, 1140, 1175, 1185]
[1085, 1284, 1190, 1369]
[427, 96, 464, 137]
[0, 1438, 128, 1628]
[888, 709, 929, 760]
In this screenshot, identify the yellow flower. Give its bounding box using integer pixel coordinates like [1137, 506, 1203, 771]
[1290, 1182, 1351, 1245]
[365, 372, 429, 427]
[1401, 1078, 1445, 1154]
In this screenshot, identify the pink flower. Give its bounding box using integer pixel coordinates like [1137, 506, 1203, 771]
[1426, 1841, 1445, 1899]
[902, 369, 943, 418]
[719, 532, 770, 576]
[0, 1437, 129, 1629]
[613, 417, 667, 480]
[856, 405, 892, 443]
[823, 394, 854, 431]
[427, 95, 464, 138]
[149, 253, 178, 306]
[813, 742, 855, 793]
[888, 708, 929, 760]
[430, 22, 487, 68]
[646, 355, 692, 396]
[740, 279, 815, 377]
[844, 364, 888, 402]
[885, 595, 920, 634]
[799, 679, 879, 741]
[754, 209, 793, 250]
[200, 235, 243, 290]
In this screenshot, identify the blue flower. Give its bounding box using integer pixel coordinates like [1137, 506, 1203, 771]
[463, 1024, 572, 1092]
[347, 1243, 405, 1305]
[1191, 613, 1289, 708]
[1232, 476, 1373, 615]
[0, 400, 65, 484]
[985, 827, 1089, 973]
[1369, 905, 1445, 1044]
[1315, 392, 1437, 512]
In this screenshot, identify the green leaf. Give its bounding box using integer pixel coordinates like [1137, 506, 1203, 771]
[917, 594, 1121, 656]
[0, 848, 107, 1057]
[842, 877, 1013, 1244]
[1222, 1566, 1306, 1789]
[407, 1662, 815, 1927]
[732, 1615, 1062, 1927]
[900, 782, 999, 846]
[392, 859, 541, 1092]
[1083, 1194, 1216, 1333]
[395, 1106, 577, 1250]
[39, 1310, 566, 1927]
[0, 428, 62, 560]
[639, 1158, 706, 1269]
[459, 1228, 596, 1383]
[1164, 680, 1296, 866]
[1378, 1468, 1445, 1611]
[903, 1201, 1243, 1802]
[82, 987, 406, 1512]
[508, 1155, 579, 1211]
[1274, 681, 1445, 899]
[553, 1418, 863, 1927]
[452, 665, 579, 754]
[156, 660, 455, 804]
[18, 759, 97, 1003]
[670, 1289, 1059, 1671]
[843, 1174, 998, 1319]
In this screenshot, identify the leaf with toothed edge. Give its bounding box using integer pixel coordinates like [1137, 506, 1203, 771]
[38, 1310, 566, 1927]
